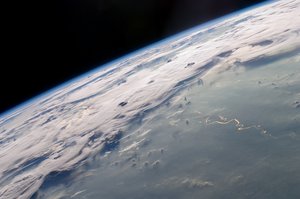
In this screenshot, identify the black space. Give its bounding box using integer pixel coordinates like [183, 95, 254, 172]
[1, 0, 265, 114]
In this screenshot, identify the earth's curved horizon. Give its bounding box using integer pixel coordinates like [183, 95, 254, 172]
[1, 0, 300, 198]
